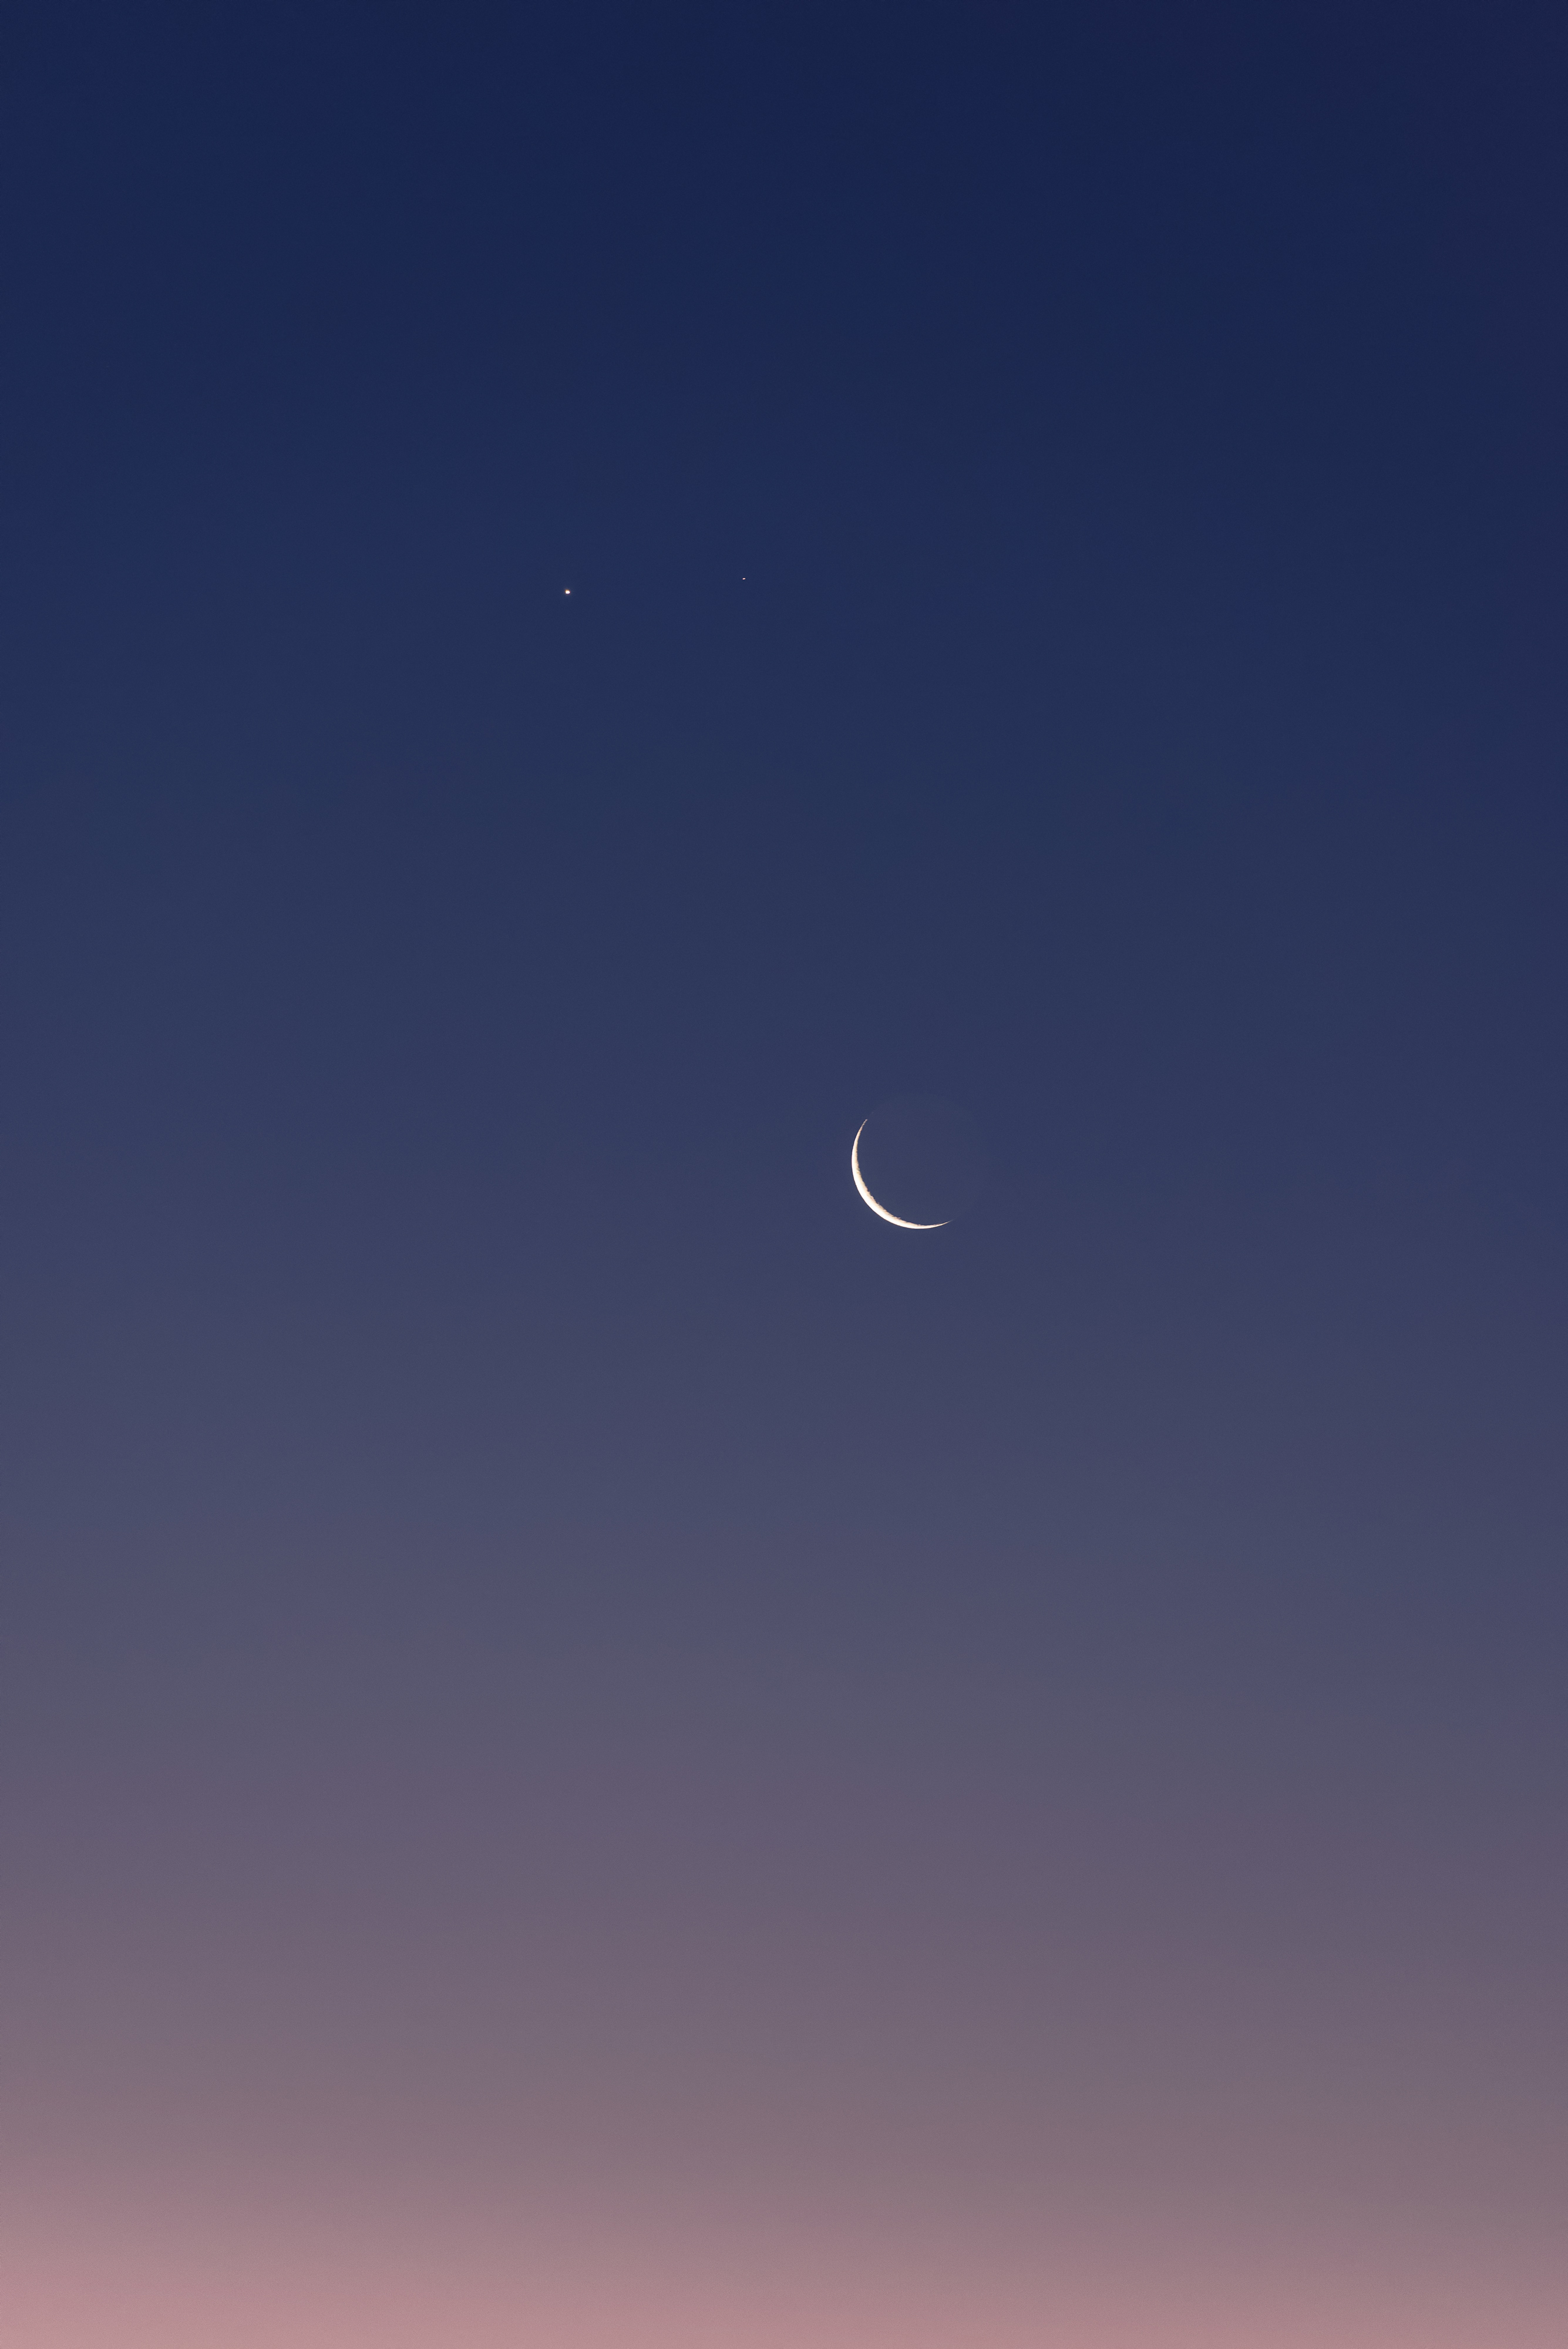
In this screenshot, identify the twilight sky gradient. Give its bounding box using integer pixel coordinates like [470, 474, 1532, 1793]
[3, 4, 1568, 2343]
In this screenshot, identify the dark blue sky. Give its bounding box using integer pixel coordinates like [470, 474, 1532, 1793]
[2, 8, 1566, 2342]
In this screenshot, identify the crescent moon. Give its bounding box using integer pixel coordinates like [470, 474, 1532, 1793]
[851, 1122, 948, 1230]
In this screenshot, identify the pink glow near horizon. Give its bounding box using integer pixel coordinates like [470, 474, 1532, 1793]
[5, 2177, 1563, 2349]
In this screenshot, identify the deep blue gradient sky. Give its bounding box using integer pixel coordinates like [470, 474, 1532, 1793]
[3, 6, 1567, 2343]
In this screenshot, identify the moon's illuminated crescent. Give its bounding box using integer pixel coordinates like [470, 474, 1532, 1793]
[851, 1121, 948, 1229]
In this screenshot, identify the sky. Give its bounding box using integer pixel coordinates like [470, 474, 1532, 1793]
[2, 4, 1567, 2342]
